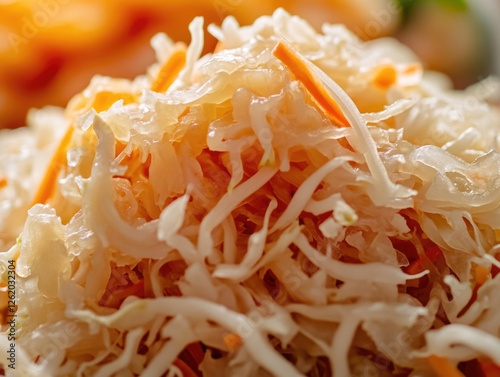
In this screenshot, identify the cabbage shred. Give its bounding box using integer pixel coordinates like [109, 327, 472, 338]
[1, 8, 500, 377]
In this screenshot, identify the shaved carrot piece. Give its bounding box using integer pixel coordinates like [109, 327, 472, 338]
[224, 332, 243, 351]
[151, 44, 187, 93]
[0, 175, 7, 189]
[33, 88, 138, 206]
[475, 265, 490, 287]
[272, 39, 349, 127]
[31, 125, 74, 206]
[373, 64, 398, 90]
[68, 91, 136, 115]
[92, 91, 136, 112]
[428, 355, 465, 377]
[173, 358, 199, 377]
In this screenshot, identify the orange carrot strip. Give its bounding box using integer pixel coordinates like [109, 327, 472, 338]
[373, 64, 398, 90]
[428, 355, 465, 377]
[151, 44, 187, 93]
[0, 175, 7, 189]
[475, 265, 490, 287]
[92, 91, 136, 113]
[173, 358, 199, 377]
[31, 125, 74, 206]
[272, 39, 349, 127]
[224, 332, 243, 351]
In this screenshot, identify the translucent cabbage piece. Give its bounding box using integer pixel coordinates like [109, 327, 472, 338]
[0, 7, 499, 377]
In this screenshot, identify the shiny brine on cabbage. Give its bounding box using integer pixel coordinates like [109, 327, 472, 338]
[1, 8, 500, 377]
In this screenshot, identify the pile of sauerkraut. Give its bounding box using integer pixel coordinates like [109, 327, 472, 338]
[1, 9, 500, 377]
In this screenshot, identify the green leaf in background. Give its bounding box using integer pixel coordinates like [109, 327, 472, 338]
[396, 0, 417, 19]
[435, 0, 468, 11]
[396, 0, 469, 21]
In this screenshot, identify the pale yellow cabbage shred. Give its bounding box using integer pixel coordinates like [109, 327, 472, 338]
[1, 8, 500, 377]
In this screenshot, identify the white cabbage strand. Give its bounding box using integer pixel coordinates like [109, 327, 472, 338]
[73, 297, 303, 377]
[83, 115, 169, 259]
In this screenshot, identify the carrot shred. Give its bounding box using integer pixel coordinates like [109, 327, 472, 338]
[31, 125, 74, 206]
[32, 86, 142, 207]
[373, 64, 398, 90]
[475, 265, 490, 287]
[224, 332, 243, 351]
[173, 358, 199, 377]
[272, 39, 349, 127]
[151, 44, 187, 93]
[92, 91, 136, 112]
[428, 355, 466, 377]
[0, 175, 7, 189]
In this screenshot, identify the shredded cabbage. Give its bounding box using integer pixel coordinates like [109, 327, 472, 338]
[1, 8, 500, 377]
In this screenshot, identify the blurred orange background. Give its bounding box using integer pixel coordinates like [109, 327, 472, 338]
[0, 0, 496, 129]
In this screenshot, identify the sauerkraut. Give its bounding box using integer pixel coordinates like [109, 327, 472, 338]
[1, 8, 500, 377]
